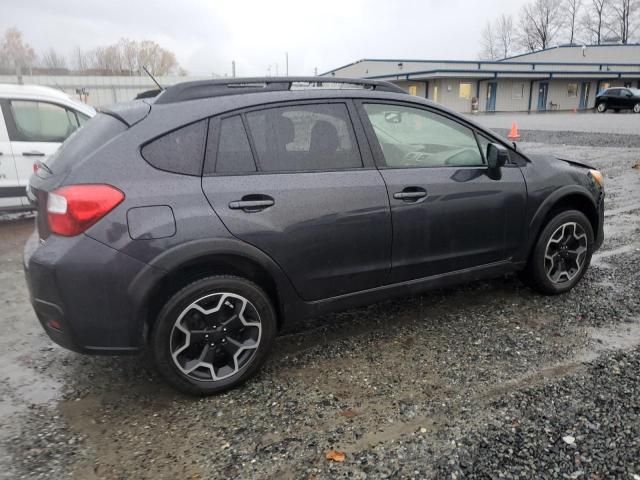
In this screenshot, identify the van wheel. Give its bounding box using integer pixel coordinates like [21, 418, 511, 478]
[596, 102, 606, 113]
[152, 276, 277, 395]
[520, 210, 594, 295]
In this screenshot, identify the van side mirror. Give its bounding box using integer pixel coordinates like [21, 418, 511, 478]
[486, 143, 509, 169]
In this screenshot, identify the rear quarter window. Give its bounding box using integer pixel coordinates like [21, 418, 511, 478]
[141, 120, 207, 176]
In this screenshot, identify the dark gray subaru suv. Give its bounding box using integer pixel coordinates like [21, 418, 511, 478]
[24, 77, 604, 395]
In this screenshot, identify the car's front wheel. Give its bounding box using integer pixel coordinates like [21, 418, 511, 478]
[152, 275, 277, 395]
[634, 103, 640, 114]
[596, 102, 607, 113]
[521, 210, 594, 295]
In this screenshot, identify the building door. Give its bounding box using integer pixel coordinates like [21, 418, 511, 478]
[486, 82, 497, 112]
[579, 82, 591, 110]
[537, 82, 549, 111]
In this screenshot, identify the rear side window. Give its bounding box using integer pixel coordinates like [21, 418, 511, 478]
[205, 115, 256, 175]
[245, 103, 362, 172]
[8, 100, 80, 142]
[141, 120, 207, 175]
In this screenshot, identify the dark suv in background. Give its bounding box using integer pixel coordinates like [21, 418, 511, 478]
[595, 87, 640, 113]
[24, 77, 605, 395]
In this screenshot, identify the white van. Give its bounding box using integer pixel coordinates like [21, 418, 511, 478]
[0, 84, 95, 211]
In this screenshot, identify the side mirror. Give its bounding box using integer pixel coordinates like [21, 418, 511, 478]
[486, 143, 509, 169]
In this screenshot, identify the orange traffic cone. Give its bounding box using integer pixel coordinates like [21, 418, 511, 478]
[507, 122, 520, 141]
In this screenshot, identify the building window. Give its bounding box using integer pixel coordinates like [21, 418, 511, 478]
[568, 83, 578, 98]
[512, 82, 525, 99]
[459, 83, 472, 99]
[408, 85, 418, 96]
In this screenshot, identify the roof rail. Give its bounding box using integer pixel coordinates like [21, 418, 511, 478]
[154, 76, 407, 104]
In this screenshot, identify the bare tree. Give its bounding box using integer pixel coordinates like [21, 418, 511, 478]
[565, 0, 583, 43]
[0, 27, 36, 80]
[581, 0, 608, 44]
[73, 46, 91, 71]
[480, 21, 500, 59]
[40, 48, 67, 69]
[607, 0, 639, 42]
[518, 0, 565, 51]
[496, 15, 516, 58]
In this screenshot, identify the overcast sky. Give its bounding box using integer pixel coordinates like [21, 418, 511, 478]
[3, 0, 527, 76]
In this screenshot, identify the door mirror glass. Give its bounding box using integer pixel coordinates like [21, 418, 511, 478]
[486, 143, 508, 169]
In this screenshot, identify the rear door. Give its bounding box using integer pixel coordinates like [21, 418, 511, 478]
[3, 100, 86, 200]
[201, 101, 392, 301]
[0, 102, 21, 209]
[358, 101, 527, 283]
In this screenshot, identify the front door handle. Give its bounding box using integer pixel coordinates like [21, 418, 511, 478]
[229, 195, 275, 212]
[23, 151, 45, 157]
[393, 187, 427, 202]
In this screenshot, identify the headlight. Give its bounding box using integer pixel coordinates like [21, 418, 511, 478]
[589, 169, 604, 188]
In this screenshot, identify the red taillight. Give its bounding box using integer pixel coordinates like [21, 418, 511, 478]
[47, 184, 124, 236]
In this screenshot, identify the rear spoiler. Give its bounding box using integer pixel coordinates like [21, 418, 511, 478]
[99, 101, 151, 127]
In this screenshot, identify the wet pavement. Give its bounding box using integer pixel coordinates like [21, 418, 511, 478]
[0, 135, 639, 479]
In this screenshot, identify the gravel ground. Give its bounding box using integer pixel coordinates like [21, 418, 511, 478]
[0, 130, 639, 479]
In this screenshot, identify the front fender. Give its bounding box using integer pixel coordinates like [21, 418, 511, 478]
[524, 185, 598, 259]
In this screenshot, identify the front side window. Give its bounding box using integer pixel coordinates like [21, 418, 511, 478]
[141, 120, 207, 175]
[9, 100, 80, 142]
[363, 103, 484, 168]
[245, 103, 362, 172]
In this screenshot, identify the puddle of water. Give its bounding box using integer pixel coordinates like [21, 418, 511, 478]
[577, 320, 640, 363]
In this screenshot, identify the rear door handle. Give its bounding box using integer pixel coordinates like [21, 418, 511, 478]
[23, 151, 45, 157]
[229, 195, 275, 212]
[393, 187, 427, 202]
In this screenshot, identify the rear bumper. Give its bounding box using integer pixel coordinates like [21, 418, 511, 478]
[24, 230, 152, 355]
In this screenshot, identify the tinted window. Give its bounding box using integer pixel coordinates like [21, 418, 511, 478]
[141, 120, 207, 175]
[607, 89, 620, 97]
[245, 103, 362, 172]
[9, 100, 80, 142]
[363, 103, 484, 168]
[206, 116, 256, 175]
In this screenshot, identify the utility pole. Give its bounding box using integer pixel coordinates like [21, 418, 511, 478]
[285, 52, 289, 76]
[314, 67, 318, 76]
[231, 60, 236, 78]
[275, 63, 279, 76]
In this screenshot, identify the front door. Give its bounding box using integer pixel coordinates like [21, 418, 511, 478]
[486, 82, 497, 112]
[0, 103, 21, 209]
[3, 99, 85, 206]
[537, 82, 549, 111]
[358, 102, 527, 282]
[201, 102, 392, 301]
[579, 82, 591, 110]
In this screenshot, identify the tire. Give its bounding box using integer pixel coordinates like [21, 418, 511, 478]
[596, 102, 607, 113]
[152, 275, 277, 395]
[520, 210, 594, 295]
[634, 103, 640, 114]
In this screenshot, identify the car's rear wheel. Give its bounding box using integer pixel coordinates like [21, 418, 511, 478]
[634, 103, 640, 114]
[521, 210, 594, 295]
[596, 102, 607, 113]
[152, 275, 277, 395]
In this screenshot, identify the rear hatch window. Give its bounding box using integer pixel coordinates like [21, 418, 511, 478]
[43, 113, 126, 175]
